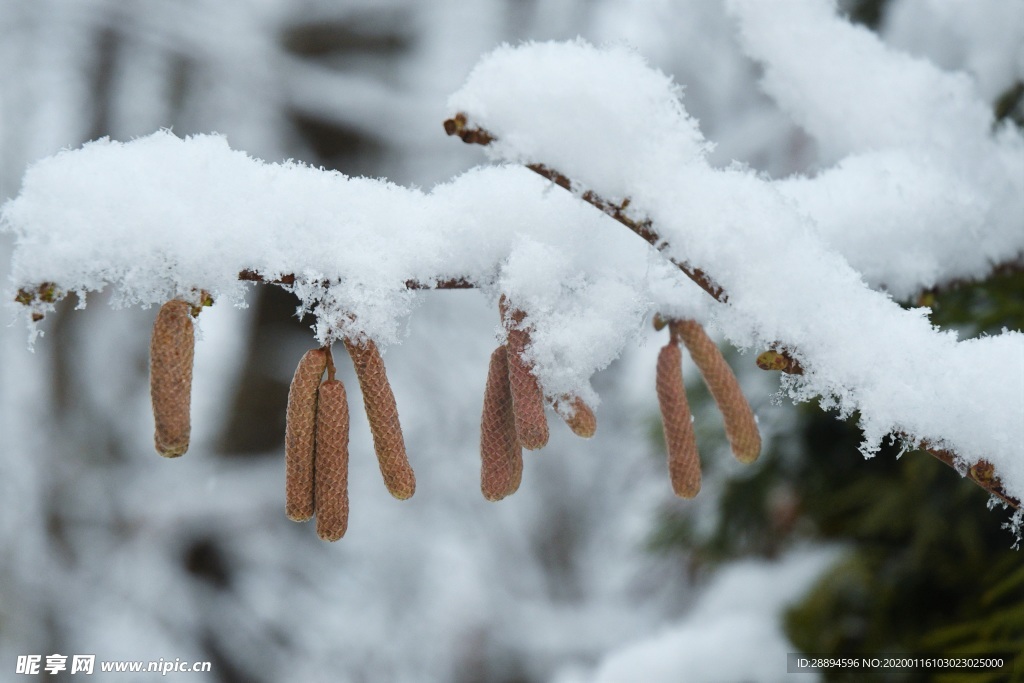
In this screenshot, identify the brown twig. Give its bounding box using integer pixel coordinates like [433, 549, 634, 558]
[443, 113, 495, 145]
[404, 277, 476, 290]
[756, 350, 804, 375]
[443, 116, 724, 302]
[14, 273, 473, 324]
[445, 113, 1020, 510]
[238, 269, 296, 286]
[523, 163, 726, 302]
[922, 444, 1019, 509]
[238, 269, 475, 290]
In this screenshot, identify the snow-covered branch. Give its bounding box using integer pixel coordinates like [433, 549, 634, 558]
[440, 16, 1024, 506]
[2, 1, 1022, 515]
[445, 114, 1023, 509]
[2, 133, 669, 408]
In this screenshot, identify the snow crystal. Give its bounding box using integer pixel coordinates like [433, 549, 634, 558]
[447, 39, 711, 203]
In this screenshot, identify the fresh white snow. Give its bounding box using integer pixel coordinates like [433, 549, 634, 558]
[3, 0, 1022, 679]
[5, 4, 1023, 504]
[446, 32, 1024, 504]
[555, 548, 837, 683]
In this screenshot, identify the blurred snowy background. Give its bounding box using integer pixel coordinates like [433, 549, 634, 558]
[1, 1, 1021, 682]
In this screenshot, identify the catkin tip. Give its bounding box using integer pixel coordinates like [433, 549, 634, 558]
[560, 396, 597, 439]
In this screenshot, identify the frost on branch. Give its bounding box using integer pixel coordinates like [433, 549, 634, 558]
[446, 31, 1023, 505]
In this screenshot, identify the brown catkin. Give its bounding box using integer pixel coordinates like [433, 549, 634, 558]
[480, 346, 523, 501]
[656, 342, 701, 498]
[315, 379, 350, 541]
[344, 339, 416, 499]
[559, 396, 597, 439]
[284, 347, 327, 521]
[150, 300, 195, 457]
[504, 312, 549, 450]
[674, 320, 761, 464]
[499, 297, 549, 450]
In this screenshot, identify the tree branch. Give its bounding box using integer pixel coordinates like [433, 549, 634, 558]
[923, 445, 1019, 509]
[444, 114, 1021, 511]
[237, 269, 475, 290]
[14, 271, 478, 312]
[445, 114, 725, 300]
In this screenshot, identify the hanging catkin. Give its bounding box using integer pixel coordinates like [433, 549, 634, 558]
[656, 341, 701, 498]
[480, 346, 523, 501]
[315, 379, 350, 541]
[502, 303, 549, 450]
[558, 396, 597, 439]
[285, 348, 327, 521]
[674, 320, 761, 464]
[150, 300, 195, 457]
[344, 339, 416, 499]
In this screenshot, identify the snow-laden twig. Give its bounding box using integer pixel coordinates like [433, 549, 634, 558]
[444, 114, 1022, 510]
[443, 32, 1024, 508]
[1, 131, 684, 408]
[3, 5, 1022, 515]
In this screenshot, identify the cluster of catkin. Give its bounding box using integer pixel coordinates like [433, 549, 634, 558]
[655, 317, 761, 498]
[148, 296, 414, 542]
[148, 294, 758, 536]
[478, 298, 597, 501]
[286, 340, 415, 541]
